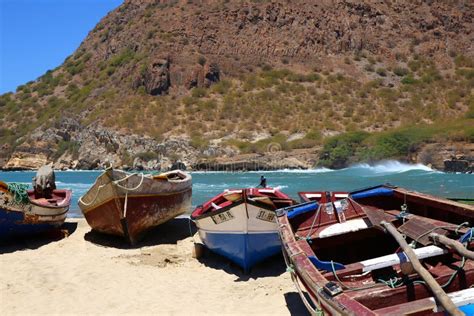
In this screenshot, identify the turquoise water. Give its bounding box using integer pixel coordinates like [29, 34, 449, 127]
[1, 161, 472, 217]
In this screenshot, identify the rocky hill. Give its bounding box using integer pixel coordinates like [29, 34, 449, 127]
[1, 0, 473, 171]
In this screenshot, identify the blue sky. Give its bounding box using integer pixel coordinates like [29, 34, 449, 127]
[0, 0, 123, 94]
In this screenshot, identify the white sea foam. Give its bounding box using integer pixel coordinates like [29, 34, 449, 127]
[349, 160, 434, 173]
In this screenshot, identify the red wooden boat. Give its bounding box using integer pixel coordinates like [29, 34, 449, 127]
[277, 185, 474, 315]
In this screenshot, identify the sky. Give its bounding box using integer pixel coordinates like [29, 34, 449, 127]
[0, 0, 123, 94]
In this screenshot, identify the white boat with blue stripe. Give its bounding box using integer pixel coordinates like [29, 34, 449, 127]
[191, 188, 295, 272]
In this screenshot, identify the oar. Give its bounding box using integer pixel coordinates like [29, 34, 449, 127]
[429, 232, 474, 260]
[362, 207, 464, 316]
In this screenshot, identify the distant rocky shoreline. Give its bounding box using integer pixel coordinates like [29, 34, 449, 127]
[2, 152, 473, 174]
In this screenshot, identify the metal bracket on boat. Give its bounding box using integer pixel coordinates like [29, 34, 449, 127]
[323, 281, 343, 297]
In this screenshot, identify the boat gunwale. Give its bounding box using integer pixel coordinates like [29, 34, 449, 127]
[191, 188, 293, 220]
[27, 189, 73, 210]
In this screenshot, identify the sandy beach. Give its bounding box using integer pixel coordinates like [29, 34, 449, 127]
[0, 218, 308, 315]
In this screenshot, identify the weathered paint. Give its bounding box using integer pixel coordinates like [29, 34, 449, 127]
[0, 189, 71, 237]
[78, 170, 192, 244]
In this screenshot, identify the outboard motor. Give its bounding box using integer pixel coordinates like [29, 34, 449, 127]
[32, 165, 56, 199]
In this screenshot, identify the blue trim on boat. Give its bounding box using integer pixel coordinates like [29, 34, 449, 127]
[308, 255, 345, 272]
[459, 303, 474, 314]
[351, 187, 394, 200]
[459, 228, 473, 243]
[287, 202, 318, 219]
[200, 231, 281, 272]
[0, 207, 59, 237]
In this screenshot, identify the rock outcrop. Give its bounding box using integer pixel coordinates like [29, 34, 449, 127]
[133, 57, 171, 95]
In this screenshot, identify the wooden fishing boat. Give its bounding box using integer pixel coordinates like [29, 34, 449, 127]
[299, 191, 348, 203]
[0, 181, 71, 237]
[78, 169, 192, 244]
[191, 188, 295, 272]
[277, 184, 474, 315]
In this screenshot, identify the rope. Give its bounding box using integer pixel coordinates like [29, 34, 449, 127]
[78, 183, 107, 206]
[7, 183, 30, 204]
[305, 204, 322, 243]
[280, 238, 324, 315]
[113, 173, 145, 191]
[123, 192, 128, 218]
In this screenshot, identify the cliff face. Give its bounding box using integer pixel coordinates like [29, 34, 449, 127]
[1, 0, 473, 170]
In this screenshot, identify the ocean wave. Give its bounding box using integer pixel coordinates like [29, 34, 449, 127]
[348, 160, 434, 173]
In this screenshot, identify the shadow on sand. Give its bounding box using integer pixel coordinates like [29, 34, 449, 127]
[84, 217, 196, 249]
[284, 292, 311, 316]
[197, 247, 287, 280]
[0, 221, 78, 254]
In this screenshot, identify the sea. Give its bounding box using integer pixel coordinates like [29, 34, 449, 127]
[1, 160, 472, 217]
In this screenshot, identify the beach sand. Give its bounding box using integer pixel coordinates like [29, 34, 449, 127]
[0, 218, 309, 315]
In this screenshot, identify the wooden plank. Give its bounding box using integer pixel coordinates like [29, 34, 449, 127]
[359, 245, 447, 272]
[398, 217, 448, 246]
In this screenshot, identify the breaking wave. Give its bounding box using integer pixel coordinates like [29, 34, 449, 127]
[348, 160, 434, 174]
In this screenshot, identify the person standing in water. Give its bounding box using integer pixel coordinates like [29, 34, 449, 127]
[258, 175, 267, 188]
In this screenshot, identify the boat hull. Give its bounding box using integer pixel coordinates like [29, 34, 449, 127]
[194, 201, 281, 271]
[199, 230, 281, 271]
[79, 170, 192, 244]
[84, 190, 192, 243]
[0, 190, 70, 238]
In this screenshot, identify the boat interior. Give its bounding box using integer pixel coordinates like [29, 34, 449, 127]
[152, 171, 187, 181]
[286, 186, 474, 312]
[27, 189, 72, 207]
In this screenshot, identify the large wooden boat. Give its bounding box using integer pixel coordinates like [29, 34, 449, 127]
[0, 181, 71, 237]
[191, 188, 295, 272]
[277, 185, 474, 315]
[78, 169, 192, 244]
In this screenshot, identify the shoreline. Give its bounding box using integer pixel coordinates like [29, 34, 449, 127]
[0, 218, 307, 315]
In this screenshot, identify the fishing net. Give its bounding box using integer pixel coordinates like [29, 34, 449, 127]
[7, 183, 30, 204]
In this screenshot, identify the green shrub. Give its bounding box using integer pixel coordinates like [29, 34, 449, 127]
[318, 131, 369, 168]
[54, 140, 80, 159]
[393, 67, 409, 77]
[191, 87, 207, 98]
[376, 68, 387, 77]
[211, 80, 232, 94]
[401, 75, 417, 85]
[197, 56, 206, 66]
[136, 151, 159, 161]
[454, 54, 474, 68]
[190, 134, 209, 149]
[109, 48, 135, 67]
